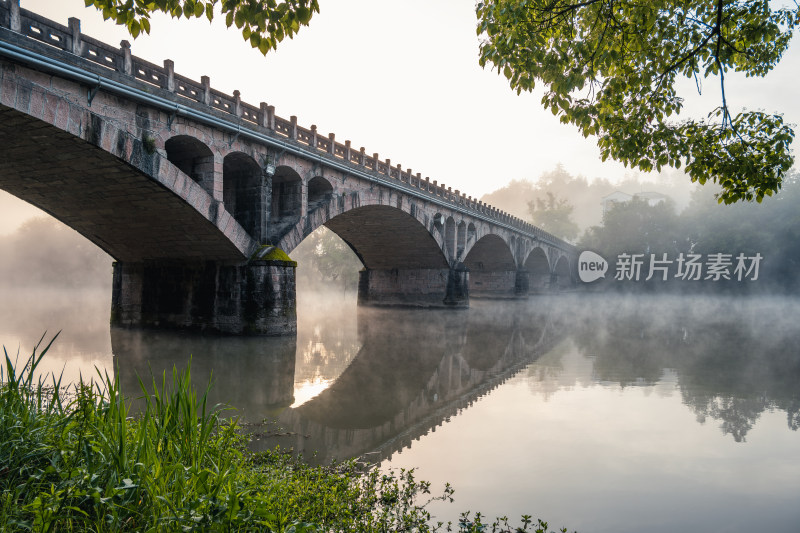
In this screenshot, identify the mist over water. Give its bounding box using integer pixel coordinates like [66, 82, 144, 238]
[1, 284, 799, 532]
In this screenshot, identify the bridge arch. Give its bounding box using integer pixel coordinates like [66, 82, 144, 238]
[444, 216, 456, 262]
[223, 152, 265, 241]
[319, 205, 463, 307]
[524, 246, 550, 292]
[464, 234, 517, 298]
[269, 165, 303, 243]
[308, 176, 333, 213]
[457, 221, 466, 260]
[553, 255, 572, 289]
[322, 205, 448, 270]
[164, 135, 215, 196]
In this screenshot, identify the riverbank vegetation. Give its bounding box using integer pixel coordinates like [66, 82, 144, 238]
[0, 335, 570, 533]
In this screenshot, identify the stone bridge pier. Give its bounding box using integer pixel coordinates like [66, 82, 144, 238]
[0, 1, 576, 335]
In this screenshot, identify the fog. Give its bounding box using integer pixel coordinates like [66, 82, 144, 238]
[480, 164, 700, 234]
[2, 215, 798, 533]
[0, 216, 112, 289]
[1, 182, 798, 451]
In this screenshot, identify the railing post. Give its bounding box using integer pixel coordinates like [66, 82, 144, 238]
[10, 0, 20, 32]
[385, 158, 391, 175]
[163, 59, 175, 91]
[359, 147, 365, 165]
[68, 17, 82, 55]
[310, 124, 318, 147]
[373, 153, 379, 171]
[327, 133, 335, 154]
[201, 76, 211, 106]
[344, 140, 352, 161]
[119, 40, 132, 75]
[266, 105, 275, 130]
[233, 90, 242, 117]
[289, 116, 298, 140]
[258, 102, 269, 128]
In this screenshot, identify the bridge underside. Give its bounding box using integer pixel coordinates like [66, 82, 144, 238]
[324, 206, 468, 308]
[0, 105, 249, 262]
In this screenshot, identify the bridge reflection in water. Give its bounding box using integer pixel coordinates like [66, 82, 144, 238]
[111, 295, 800, 467]
[112, 300, 566, 465]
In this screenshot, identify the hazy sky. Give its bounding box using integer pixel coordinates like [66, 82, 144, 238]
[2, 0, 799, 233]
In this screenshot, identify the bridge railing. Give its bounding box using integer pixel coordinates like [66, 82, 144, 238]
[0, 0, 573, 251]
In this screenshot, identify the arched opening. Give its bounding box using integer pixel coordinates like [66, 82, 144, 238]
[433, 213, 444, 236]
[322, 205, 452, 307]
[554, 256, 572, 289]
[164, 135, 215, 195]
[517, 239, 526, 264]
[323, 205, 448, 270]
[510, 236, 517, 266]
[457, 221, 466, 260]
[524, 247, 550, 292]
[308, 176, 333, 213]
[223, 152, 264, 240]
[463, 234, 517, 298]
[269, 165, 302, 243]
[292, 225, 363, 298]
[445, 216, 456, 260]
[467, 223, 476, 244]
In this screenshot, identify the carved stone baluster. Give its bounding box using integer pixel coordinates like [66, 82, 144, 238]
[120, 41, 132, 75]
[163, 59, 175, 92]
[10, 0, 20, 32]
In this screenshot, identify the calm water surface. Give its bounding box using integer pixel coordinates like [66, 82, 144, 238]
[2, 288, 799, 533]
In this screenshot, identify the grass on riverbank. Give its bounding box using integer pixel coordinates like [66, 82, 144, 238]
[0, 334, 570, 533]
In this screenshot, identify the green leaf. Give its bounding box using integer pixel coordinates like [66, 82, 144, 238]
[296, 6, 311, 23]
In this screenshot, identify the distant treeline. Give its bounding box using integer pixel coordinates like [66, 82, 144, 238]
[292, 226, 362, 294]
[579, 172, 800, 292]
[480, 164, 698, 234]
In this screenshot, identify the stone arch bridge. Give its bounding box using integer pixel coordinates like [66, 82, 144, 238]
[0, 1, 576, 334]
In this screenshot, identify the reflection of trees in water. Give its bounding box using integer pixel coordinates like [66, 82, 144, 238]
[293, 292, 362, 393]
[524, 339, 583, 401]
[687, 394, 768, 443]
[566, 295, 800, 442]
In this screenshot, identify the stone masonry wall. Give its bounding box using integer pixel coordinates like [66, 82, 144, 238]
[469, 270, 520, 298]
[111, 260, 296, 335]
[358, 268, 468, 308]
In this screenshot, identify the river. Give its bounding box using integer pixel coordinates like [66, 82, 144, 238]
[2, 287, 798, 533]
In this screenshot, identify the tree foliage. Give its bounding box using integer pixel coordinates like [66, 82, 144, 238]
[579, 170, 800, 290]
[527, 190, 579, 241]
[85, 0, 319, 54]
[293, 226, 362, 292]
[476, 0, 799, 204]
[581, 196, 686, 261]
